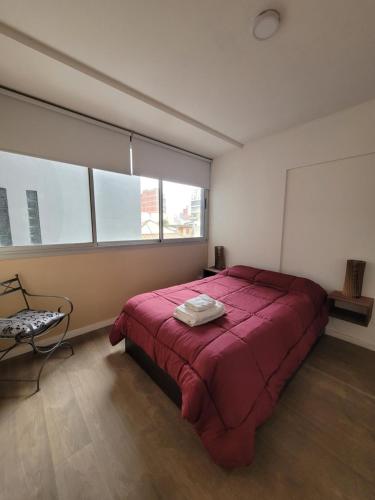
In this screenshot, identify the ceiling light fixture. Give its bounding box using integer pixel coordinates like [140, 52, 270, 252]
[253, 9, 280, 41]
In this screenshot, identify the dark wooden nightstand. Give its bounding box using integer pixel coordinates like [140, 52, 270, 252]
[202, 267, 225, 278]
[328, 291, 374, 327]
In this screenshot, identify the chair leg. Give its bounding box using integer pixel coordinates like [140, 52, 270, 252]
[23, 340, 38, 354]
[34, 343, 74, 392]
[35, 344, 58, 392]
[31, 315, 73, 392]
[0, 342, 40, 392]
[0, 316, 73, 394]
[0, 342, 18, 362]
[34, 340, 74, 356]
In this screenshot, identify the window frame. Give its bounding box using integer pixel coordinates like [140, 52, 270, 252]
[0, 154, 208, 260]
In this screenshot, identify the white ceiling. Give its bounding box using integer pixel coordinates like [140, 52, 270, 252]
[1, 0, 375, 158]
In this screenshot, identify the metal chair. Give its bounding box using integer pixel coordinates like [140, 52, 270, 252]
[0, 274, 74, 392]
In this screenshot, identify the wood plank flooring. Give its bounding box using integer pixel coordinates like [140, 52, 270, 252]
[0, 330, 374, 500]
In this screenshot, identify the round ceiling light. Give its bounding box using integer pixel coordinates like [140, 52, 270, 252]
[253, 9, 280, 41]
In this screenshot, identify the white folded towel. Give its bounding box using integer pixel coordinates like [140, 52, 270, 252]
[174, 300, 225, 327]
[185, 294, 216, 312]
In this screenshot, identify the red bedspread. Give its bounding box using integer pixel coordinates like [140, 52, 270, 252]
[110, 265, 328, 467]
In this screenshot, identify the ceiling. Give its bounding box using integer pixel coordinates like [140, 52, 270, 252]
[1, 0, 375, 158]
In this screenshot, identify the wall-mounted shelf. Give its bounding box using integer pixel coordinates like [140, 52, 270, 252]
[328, 291, 374, 327]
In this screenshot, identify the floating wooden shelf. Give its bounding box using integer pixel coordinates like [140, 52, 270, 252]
[328, 291, 374, 327]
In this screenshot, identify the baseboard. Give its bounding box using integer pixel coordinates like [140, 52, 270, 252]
[64, 317, 117, 341]
[3, 318, 373, 362]
[326, 327, 375, 352]
[1, 317, 117, 361]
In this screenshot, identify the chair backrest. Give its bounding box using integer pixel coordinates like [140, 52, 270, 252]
[0, 274, 29, 309]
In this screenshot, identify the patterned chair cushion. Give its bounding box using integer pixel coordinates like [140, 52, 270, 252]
[0, 309, 65, 338]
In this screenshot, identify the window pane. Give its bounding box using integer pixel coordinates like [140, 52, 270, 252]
[0, 151, 92, 246]
[162, 181, 203, 239]
[93, 170, 159, 241]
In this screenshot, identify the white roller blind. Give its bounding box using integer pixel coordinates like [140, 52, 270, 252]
[0, 92, 131, 173]
[132, 136, 211, 188]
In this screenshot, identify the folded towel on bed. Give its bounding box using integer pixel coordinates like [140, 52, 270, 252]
[174, 300, 225, 327]
[185, 294, 216, 312]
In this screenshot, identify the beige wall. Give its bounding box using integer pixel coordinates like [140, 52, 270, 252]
[210, 97, 375, 350]
[0, 243, 208, 332]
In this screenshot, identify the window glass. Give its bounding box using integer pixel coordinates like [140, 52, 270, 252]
[0, 150, 207, 251]
[93, 170, 159, 241]
[162, 181, 203, 239]
[0, 151, 92, 246]
[0, 187, 12, 246]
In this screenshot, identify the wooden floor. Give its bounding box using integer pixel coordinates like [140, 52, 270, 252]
[0, 330, 374, 500]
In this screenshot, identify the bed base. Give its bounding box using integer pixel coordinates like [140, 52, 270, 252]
[125, 338, 182, 408]
[125, 329, 325, 411]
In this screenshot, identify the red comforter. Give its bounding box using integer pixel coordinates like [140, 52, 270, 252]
[110, 265, 328, 467]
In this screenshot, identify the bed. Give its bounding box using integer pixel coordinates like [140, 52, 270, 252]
[110, 265, 328, 467]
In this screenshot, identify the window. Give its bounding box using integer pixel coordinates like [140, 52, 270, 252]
[26, 190, 42, 244]
[0, 151, 92, 246]
[0, 187, 12, 246]
[93, 170, 160, 242]
[0, 150, 207, 254]
[162, 181, 204, 239]
[0, 90, 210, 255]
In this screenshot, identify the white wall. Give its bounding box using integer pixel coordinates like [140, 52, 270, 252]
[210, 97, 375, 350]
[283, 157, 375, 349]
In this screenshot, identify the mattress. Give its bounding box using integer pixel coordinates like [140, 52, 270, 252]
[110, 265, 328, 467]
